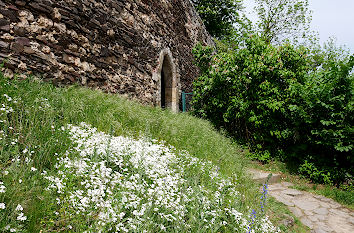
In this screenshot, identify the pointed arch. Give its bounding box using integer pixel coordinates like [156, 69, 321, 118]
[153, 49, 179, 112]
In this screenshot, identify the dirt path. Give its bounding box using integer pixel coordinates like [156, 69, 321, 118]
[268, 182, 354, 233]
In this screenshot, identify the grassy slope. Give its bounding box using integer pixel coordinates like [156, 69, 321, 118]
[0, 72, 307, 232]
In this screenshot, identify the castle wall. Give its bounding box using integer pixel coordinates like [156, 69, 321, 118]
[0, 0, 213, 107]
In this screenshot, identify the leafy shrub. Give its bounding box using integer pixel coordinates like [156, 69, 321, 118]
[192, 36, 353, 184]
[299, 160, 332, 185]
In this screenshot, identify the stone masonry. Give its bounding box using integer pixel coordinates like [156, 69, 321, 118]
[0, 0, 213, 111]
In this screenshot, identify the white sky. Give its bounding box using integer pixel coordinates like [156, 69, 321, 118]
[242, 0, 354, 53]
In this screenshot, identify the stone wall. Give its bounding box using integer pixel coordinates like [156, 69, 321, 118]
[0, 0, 213, 109]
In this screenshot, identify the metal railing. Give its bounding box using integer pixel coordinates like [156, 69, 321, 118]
[181, 91, 193, 112]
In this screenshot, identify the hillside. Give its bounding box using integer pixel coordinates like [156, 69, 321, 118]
[0, 72, 286, 232]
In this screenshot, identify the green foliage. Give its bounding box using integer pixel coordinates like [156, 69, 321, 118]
[192, 0, 243, 38]
[254, 0, 315, 45]
[247, 150, 272, 163]
[299, 160, 332, 185]
[192, 37, 353, 184]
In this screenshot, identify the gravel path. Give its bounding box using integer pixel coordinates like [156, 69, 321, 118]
[268, 182, 354, 233]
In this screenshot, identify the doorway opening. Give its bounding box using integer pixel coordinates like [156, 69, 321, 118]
[160, 55, 173, 109]
[154, 49, 178, 112]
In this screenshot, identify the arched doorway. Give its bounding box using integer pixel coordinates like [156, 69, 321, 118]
[153, 49, 179, 112]
[160, 54, 174, 109]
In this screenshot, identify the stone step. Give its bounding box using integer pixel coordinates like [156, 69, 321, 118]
[247, 168, 282, 184]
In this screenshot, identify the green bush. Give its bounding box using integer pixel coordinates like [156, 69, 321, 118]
[192, 36, 354, 184]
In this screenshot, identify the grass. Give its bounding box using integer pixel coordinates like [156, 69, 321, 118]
[0, 71, 308, 232]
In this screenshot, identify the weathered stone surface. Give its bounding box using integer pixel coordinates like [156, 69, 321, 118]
[314, 208, 328, 215]
[0, 18, 9, 26]
[282, 189, 303, 197]
[327, 215, 353, 233]
[301, 216, 314, 228]
[10, 42, 24, 53]
[0, 0, 213, 110]
[0, 40, 9, 48]
[266, 181, 354, 233]
[247, 169, 282, 184]
[289, 206, 303, 218]
[312, 226, 332, 233]
[293, 198, 320, 211]
[0, 24, 10, 32]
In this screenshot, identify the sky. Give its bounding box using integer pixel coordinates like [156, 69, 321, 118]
[243, 0, 354, 53]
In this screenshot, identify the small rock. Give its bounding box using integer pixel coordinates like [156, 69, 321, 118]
[13, 26, 27, 36]
[23, 46, 35, 54]
[1, 33, 14, 40]
[14, 1, 26, 7]
[15, 37, 30, 46]
[42, 45, 51, 54]
[279, 214, 295, 228]
[0, 40, 9, 48]
[0, 24, 10, 32]
[107, 29, 115, 36]
[4, 68, 14, 78]
[10, 42, 24, 53]
[18, 61, 27, 70]
[53, 8, 61, 21]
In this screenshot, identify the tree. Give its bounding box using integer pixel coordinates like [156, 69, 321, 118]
[254, 0, 314, 44]
[192, 39, 353, 184]
[192, 0, 243, 39]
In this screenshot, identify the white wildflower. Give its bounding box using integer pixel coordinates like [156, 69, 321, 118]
[31, 167, 37, 172]
[160, 225, 166, 231]
[42, 123, 278, 232]
[0, 183, 6, 193]
[15, 204, 23, 211]
[17, 212, 27, 221]
[0, 203, 5, 209]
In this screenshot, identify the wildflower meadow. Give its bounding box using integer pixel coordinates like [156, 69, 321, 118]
[0, 72, 280, 232]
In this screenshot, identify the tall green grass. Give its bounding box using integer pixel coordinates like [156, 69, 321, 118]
[0, 71, 300, 232]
